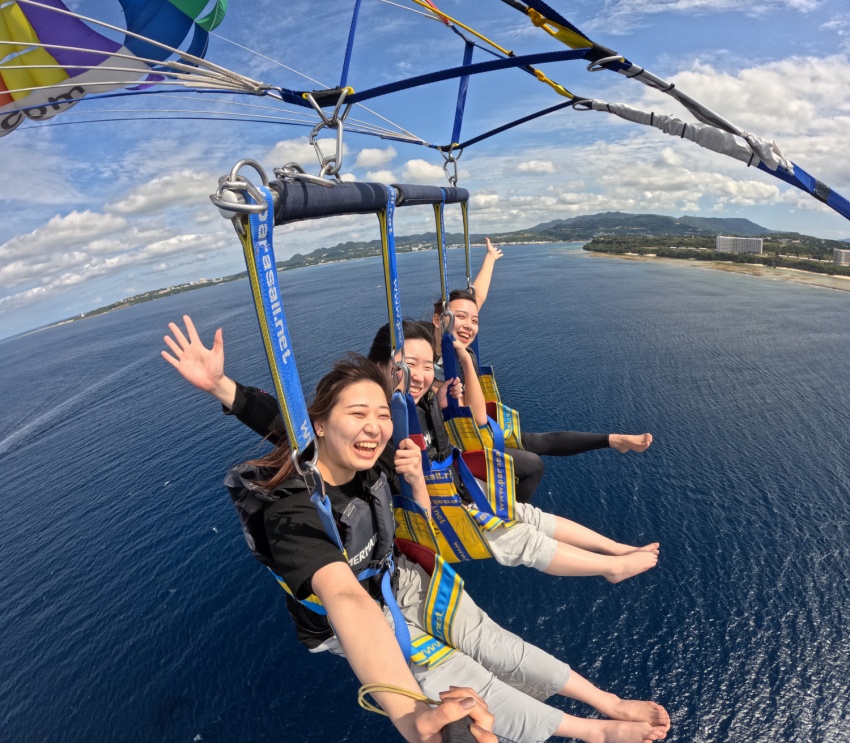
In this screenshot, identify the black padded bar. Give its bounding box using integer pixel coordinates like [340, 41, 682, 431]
[393, 183, 469, 206]
[272, 180, 389, 225]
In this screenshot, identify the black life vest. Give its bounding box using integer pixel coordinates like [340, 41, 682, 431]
[223, 464, 396, 582]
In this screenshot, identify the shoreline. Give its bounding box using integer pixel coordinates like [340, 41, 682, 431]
[585, 250, 850, 294]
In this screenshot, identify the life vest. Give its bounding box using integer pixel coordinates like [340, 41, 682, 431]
[223, 464, 396, 608]
[224, 463, 461, 668]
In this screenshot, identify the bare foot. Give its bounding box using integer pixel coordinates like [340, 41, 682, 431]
[581, 719, 667, 743]
[610, 433, 653, 453]
[603, 551, 658, 583]
[600, 699, 671, 731]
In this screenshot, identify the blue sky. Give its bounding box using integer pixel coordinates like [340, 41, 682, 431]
[1, 0, 849, 338]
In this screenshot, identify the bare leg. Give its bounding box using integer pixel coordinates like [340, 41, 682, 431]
[552, 517, 660, 557]
[543, 542, 657, 583]
[560, 671, 671, 729]
[609, 433, 653, 453]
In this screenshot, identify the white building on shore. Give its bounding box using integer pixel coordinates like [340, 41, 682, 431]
[716, 236, 764, 254]
[834, 248, 850, 266]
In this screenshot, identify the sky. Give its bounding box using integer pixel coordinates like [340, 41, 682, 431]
[1, 0, 849, 339]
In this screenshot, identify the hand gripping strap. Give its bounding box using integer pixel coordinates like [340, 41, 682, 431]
[242, 186, 313, 453]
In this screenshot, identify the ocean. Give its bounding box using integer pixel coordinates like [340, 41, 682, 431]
[1, 243, 848, 742]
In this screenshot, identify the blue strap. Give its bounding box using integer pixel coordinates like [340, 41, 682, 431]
[310, 489, 345, 552]
[340, 0, 363, 88]
[244, 186, 313, 453]
[453, 452, 496, 516]
[450, 40, 475, 145]
[380, 186, 405, 352]
[382, 557, 412, 661]
[391, 391, 417, 503]
[440, 332, 460, 412]
[486, 415, 505, 453]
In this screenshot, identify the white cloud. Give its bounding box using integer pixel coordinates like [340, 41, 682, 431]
[517, 160, 556, 174]
[0, 211, 127, 260]
[365, 169, 396, 183]
[263, 136, 351, 175]
[585, 0, 818, 34]
[401, 159, 446, 183]
[106, 170, 216, 215]
[355, 146, 397, 168]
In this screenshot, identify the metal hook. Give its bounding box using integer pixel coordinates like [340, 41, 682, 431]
[210, 159, 271, 217]
[440, 308, 455, 337]
[587, 55, 625, 72]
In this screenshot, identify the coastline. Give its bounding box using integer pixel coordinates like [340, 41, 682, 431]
[586, 250, 850, 294]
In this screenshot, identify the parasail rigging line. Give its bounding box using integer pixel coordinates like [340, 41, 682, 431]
[12, 0, 268, 93]
[208, 30, 427, 147]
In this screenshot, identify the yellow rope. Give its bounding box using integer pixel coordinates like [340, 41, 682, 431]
[407, 0, 578, 101]
[409, 0, 513, 56]
[357, 683, 441, 717]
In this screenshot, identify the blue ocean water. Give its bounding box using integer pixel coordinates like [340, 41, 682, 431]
[1, 244, 849, 742]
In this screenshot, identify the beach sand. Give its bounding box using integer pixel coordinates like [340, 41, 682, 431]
[587, 251, 850, 293]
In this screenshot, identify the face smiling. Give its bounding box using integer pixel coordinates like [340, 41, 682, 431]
[314, 380, 392, 486]
[401, 338, 435, 403]
[447, 298, 479, 348]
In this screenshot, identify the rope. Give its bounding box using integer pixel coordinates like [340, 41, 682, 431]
[357, 683, 440, 717]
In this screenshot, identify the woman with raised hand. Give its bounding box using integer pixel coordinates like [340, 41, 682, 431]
[433, 257, 652, 505]
[163, 316, 659, 583]
[367, 320, 659, 583]
[162, 320, 671, 743]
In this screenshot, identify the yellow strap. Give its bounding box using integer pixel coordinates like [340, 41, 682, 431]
[527, 8, 593, 50]
[357, 683, 441, 717]
[409, 0, 578, 105]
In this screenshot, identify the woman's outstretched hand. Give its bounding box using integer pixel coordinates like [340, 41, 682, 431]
[484, 238, 503, 262]
[161, 314, 224, 392]
[161, 315, 238, 408]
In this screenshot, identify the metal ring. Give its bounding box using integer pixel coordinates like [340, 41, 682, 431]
[440, 309, 455, 336]
[274, 163, 336, 188]
[210, 159, 271, 216]
[292, 442, 321, 480]
[571, 99, 593, 111]
[587, 55, 625, 72]
[393, 360, 411, 396]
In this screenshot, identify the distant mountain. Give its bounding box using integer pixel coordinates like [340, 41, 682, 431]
[530, 211, 770, 237]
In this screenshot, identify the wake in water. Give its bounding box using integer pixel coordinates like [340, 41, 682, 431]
[0, 357, 147, 456]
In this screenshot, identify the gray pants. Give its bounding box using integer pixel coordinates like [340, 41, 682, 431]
[397, 555, 569, 742]
[482, 502, 559, 572]
[315, 554, 569, 742]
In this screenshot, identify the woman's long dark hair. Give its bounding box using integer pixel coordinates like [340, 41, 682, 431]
[250, 353, 391, 490]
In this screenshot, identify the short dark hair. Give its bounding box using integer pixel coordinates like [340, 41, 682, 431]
[432, 288, 477, 317]
[367, 319, 435, 364]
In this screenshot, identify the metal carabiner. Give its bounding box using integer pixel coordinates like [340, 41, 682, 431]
[292, 443, 324, 497]
[303, 89, 353, 182]
[274, 161, 336, 188]
[440, 308, 455, 337]
[210, 158, 271, 215]
[440, 146, 463, 187]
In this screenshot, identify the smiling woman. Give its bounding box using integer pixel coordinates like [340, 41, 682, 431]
[161, 315, 671, 743]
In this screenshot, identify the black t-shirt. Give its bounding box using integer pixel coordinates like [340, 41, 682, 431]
[263, 475, 386, 649]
